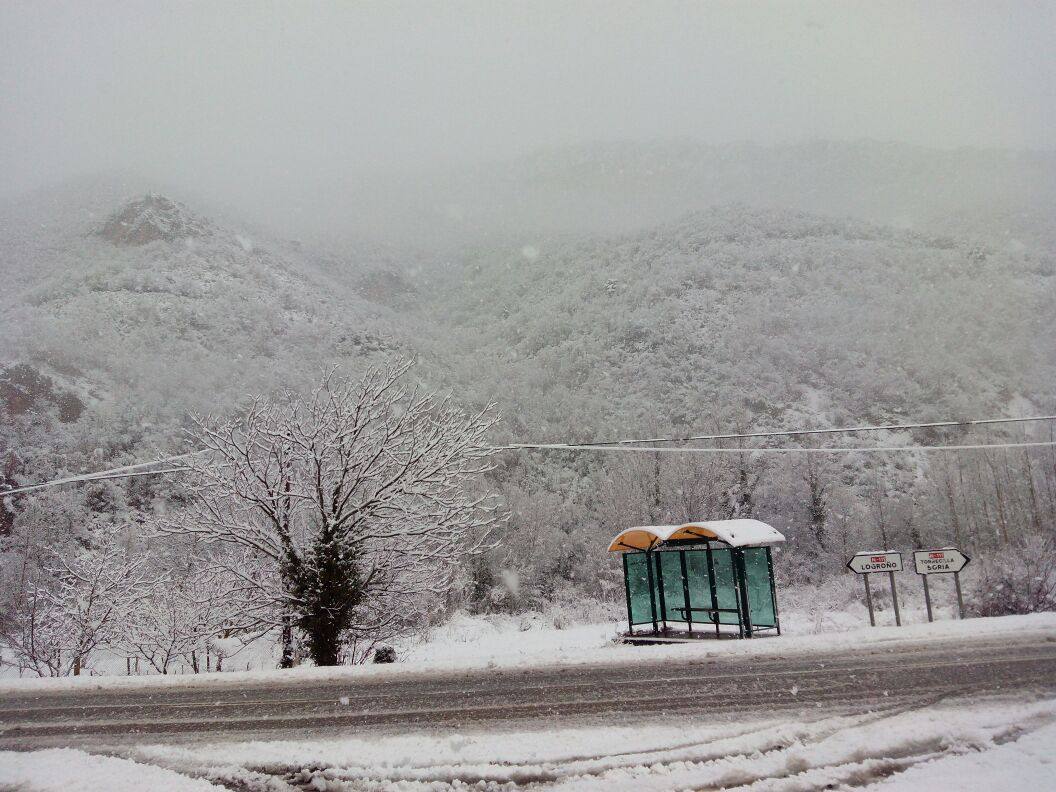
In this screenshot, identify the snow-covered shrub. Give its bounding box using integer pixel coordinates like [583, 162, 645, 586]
[779, 575, 867, 633]
[966, 534, 1056, 617]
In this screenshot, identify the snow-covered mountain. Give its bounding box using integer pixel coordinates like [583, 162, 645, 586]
[424, 205, 1056, 445]
[0, 192, 403, 425]
[4, 180, 1054, 463]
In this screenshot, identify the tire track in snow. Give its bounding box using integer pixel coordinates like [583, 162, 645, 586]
[246, 695, 954, 790]
[226, 693, 1056, 792]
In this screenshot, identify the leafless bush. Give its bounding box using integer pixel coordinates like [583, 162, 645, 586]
[966, 533, 1056, 617]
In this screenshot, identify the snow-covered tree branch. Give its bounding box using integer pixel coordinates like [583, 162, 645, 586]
[158, 359, 502, 665]
[0, 525, 150, 677]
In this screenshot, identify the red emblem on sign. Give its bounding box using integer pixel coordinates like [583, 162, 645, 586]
[929, 552, 944, 559]
[871, 556, 886, 563]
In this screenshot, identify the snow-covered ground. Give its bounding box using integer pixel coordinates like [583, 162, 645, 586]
[136, 697, 1056, 792]
[3, 695, 1053, 791]
[0, 574, 968, 682]
[0, 748, 223, 792]
[1, 609, 1052, 695]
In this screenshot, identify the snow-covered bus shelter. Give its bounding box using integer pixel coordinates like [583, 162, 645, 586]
[608, 519, 785, 640]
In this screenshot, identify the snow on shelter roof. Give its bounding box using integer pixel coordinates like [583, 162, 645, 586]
[607, 519, 785, 552]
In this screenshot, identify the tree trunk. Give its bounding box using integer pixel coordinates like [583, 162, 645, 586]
[1023, 451, 1043, 532]
[280, 611, 295, 669]
[942, 455, 963, 547]
[652, 451, 662, 523]
[305, 624, 343, 667]
[983, 451, 1009, 544]
[874, 471, 889, 548]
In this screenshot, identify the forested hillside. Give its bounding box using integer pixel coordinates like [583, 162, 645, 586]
[427, 206, 1055, 438]
[1, 193, 402, 413]
[416, 206, 1056, 606]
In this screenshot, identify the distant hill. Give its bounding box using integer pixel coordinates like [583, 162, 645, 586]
[423, 205, 1056, 445]
[0, 191, 406, 492]
[4, 184, 1053, 461]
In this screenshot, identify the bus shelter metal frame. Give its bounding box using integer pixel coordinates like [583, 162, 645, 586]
[620, 540, 780, 640]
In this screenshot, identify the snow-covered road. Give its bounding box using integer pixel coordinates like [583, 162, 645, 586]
[1, 614, 1054, 790]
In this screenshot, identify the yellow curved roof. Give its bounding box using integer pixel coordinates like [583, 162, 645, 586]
[607, 519, 785, 552]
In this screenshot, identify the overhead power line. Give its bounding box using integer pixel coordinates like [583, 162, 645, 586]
[0, 455, 195, 497]
[2, 414, 1054, 497]
[499, 413, 1056, 449]
[493, 440, 1056, 454]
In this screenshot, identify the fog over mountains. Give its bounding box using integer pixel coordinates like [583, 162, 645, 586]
[177, 140, 1056, 248]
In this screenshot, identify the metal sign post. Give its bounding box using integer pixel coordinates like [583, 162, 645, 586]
[913, 548, 970, 621]
[863, 573, 875, 626]
[922, 573, 933, 622]
[847, 552, 903, 627]
[889, 570, 902, 626]
[954, 570, 965, 619]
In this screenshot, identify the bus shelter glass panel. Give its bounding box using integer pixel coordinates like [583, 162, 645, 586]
[625, 552, 654, 625]
[743, 547, 777, 627]
[658, 551, 687, 622]
[684, 550, 712, 620]
[711, 548, 741, 625]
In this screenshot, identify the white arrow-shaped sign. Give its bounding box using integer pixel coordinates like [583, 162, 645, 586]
[913, 548, 970, 575]
[847, 551, 903, 574]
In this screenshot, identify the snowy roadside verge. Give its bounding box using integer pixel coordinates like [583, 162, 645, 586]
[1, 611, 1054, 696]
[0, 748, 225, 792]
[125, 695, 1056, 792]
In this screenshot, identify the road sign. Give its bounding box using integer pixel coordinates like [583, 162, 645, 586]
[913, 548, 970, 621]
[847, 552, 903, 627]
[847, 552, 903, 574]
[913, 548, 969, 575]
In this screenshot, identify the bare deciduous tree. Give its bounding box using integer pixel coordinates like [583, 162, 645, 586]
[1, 526, 148, 677]
[160, 360, 501, 666]
[117, 554, 259, 675]
[804, 456, 829, 553]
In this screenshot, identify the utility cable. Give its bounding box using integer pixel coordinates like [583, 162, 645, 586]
[3, 415, 1055, 496]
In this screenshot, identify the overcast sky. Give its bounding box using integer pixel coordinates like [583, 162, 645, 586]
[1, 1, 1053, 197]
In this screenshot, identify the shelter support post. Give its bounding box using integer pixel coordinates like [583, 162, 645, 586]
[654, 552, 668, 631]
[766, 546, 781, 635]
[645, 550, 658, 633]
[679, 550, 693, 633]
[734, 549, 753, 638]
[622, 553, 634, 634]
[705, 545, 720, 639]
